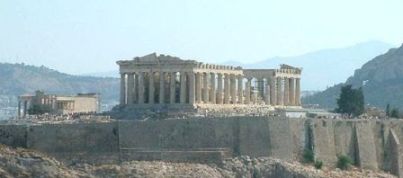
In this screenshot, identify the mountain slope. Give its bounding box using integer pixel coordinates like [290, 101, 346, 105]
[0, 63, 119, 105]
[303, 43, 403, 109]
[225, 41, 393, 90]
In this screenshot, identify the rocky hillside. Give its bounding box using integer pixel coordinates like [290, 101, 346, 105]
[0, 144, 86, 178]
[303, 43, 403, 109]
[0, 63, 119, 106]
[224, 41, 393, 91]
[0, 144, 395, 178]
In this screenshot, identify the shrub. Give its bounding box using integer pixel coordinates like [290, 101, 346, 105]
[28, 104, 52, 115]
[314, 160, 323, 169]
[303, 149, 314, 163]
[337, 155, 353, 170]
[252, 167, 261, 178]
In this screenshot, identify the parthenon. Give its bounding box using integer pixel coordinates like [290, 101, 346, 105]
[117, 53, 301, 109]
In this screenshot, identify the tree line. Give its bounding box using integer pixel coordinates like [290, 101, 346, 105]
[335, 85, 400, 118]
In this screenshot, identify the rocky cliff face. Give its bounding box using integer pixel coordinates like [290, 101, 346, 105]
[0, 145, 395, 178]
[347, 45, 403, 85]
[303, 44, 403, 109]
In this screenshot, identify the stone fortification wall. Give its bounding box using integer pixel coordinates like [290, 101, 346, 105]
[0, 124, 27, 148]
[1, 117, 403, 176]
[27, 122, 119, 164]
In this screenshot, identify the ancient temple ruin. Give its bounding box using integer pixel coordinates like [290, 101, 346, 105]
[18, 91, 100, 117]
[117, 53, 301, 109]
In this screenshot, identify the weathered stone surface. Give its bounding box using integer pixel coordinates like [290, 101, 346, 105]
[0, 144, 395, 178]
[0, 124, 27, 148]
[1, 117, 403, 175]
[310, 119, 337, 166]
[355, 121, 378, 170]
[385, 129, 403, 177]
[27, 122, 119, 164]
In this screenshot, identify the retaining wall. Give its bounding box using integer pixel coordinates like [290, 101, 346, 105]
[27, 122, 119, 164]
[0, 124, 27, 148]
[0, 117, 402, 176]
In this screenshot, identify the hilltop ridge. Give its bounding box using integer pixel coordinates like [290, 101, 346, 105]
[0, 63, 119, 108]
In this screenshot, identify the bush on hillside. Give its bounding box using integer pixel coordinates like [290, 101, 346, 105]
[303, 149, 314, 163]
[314, 160, 323, 169]
[337, 155, 353, 170]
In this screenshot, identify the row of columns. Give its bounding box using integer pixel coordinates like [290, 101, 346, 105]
[120, 72, 301, 106]
[121, 72, 195, 105]
[17, 99, 30, 118]
[271, 77, 301, 106]
[17, 96, 58, 118]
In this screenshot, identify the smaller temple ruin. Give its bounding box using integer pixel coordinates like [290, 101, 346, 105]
[117, 53, 302, 111]
[18, 91, 100, 117]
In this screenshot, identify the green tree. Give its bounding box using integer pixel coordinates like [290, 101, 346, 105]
[336, 85, 364, 117]
[391, 108, 400, 118]
[302, 149, 314, 163]
[386, 104, 391, 117]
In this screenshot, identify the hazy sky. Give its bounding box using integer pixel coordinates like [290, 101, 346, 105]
[1, 0, 403, 74]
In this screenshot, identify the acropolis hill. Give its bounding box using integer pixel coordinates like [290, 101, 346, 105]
[1, 53, 403, 178]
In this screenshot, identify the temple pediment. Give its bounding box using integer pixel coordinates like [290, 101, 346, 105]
[117, 53, 196, 66]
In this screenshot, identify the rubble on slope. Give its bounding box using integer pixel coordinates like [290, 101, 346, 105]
[1, 114, 113, 125]
[0, 145, 396, 178]
[0, 144, 90, 178]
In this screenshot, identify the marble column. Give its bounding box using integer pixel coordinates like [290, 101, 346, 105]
[188, 72, 195, 104]
[196, 72, 202, 104]
[230, 74, 236, 104]
[245, 78, 251, 104]
[284, 77, 289, 106]
[203, 73, 209, 103]
[170, 72, 176, 104]
[296, 78, 301, 105]
[265, 83, 270, 105]
[289, 78, 295, 105]
[51, 96, 56, 110]
[127, 73, 134, 104]
[138, 72, 145, 104]
[237, 75, 243, 104]
[217, 73, 223, 104]
[159, 72, 165, 104]
[149, 72, 155, 104]
[120, 73, 126, 105]
[269, 78, 276, 105]
[276, 77, 283, 105]
[224, 74, 230, 104]
[180, 72, 187, 104]
[23, 100, 27, 117]
[17, 100, 21, 118]
[252, 89, 257, 104]
[210, 73, 216, 104]
[134, 74, 138, 103]
[257, 79, 264, 98]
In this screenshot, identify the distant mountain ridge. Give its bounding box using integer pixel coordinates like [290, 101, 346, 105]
[223, 41, 394, 90]
[303, 43, 403, 109]
[83, 41, 394, 88]
[0, 63, 119, 104]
